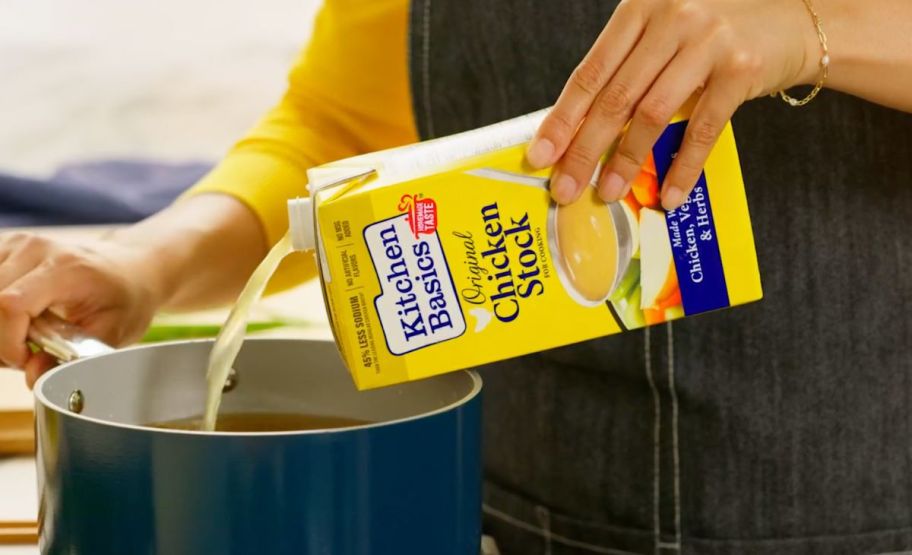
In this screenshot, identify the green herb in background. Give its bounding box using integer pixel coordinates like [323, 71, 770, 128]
[141, 321, 305, 343]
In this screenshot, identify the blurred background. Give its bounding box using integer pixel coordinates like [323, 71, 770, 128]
[0, 0, 330, 340]
[0, 3, 328, 539]
[0, 0, 317, 175]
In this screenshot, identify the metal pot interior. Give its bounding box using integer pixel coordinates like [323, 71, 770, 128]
[35, 338, 481, 432]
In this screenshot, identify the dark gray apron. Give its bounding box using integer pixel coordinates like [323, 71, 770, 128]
[408, 1, 912, 554]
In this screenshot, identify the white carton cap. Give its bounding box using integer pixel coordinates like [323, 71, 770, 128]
[287, 197, 315, 252]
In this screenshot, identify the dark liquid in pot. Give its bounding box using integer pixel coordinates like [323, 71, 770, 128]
[149, 412, 368, 432]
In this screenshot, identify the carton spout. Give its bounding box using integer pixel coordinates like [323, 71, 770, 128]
[287, 197, 315, 252]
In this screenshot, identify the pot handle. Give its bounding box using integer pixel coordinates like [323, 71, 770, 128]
[27, 313, 115, 363]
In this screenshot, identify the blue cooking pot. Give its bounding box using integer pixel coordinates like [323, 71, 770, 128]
[32, 337, 482, 554]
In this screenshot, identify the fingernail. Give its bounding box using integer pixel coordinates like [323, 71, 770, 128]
[662, 186, 685, 210]
[599, 172, 627, 202]
[551, 173, 577, 203]
[526, 137, 555, 168]
[619, 182, 631, 200]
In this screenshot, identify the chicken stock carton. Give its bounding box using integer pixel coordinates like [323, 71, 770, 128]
[287, 108, 762, 389]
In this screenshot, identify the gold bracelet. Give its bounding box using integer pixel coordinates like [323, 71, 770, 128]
[773, 0, 829, 107]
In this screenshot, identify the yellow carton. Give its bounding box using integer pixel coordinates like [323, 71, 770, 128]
[288, 109, 762, 389]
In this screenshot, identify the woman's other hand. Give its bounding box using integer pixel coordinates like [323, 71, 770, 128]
[0, 194, 268, 387]
[0, 232, 164, 386]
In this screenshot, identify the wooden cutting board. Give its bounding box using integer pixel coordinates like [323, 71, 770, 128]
[0, 521, 38, 545]
[0, 370, 34, 456]
[0, 411, 34, 456]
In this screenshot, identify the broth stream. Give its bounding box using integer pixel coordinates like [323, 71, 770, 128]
[202, 232, 294, 431]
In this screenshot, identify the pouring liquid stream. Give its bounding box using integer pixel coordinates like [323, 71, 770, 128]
[202, 232, 294, 431]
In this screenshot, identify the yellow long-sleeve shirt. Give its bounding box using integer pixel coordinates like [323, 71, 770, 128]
[188, 0, 415, 291]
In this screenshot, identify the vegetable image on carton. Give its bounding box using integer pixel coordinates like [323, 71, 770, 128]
[288, 109, 762, 389]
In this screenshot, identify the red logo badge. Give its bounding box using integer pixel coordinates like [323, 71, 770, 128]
[398, 194, 438, 238]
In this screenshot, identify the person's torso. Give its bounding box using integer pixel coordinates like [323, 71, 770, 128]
[406, 1, 912, 553]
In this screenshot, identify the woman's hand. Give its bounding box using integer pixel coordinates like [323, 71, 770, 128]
[528, 0, 820, 209]
[0, 195, 268, 387]
[0, 232, 164, 386]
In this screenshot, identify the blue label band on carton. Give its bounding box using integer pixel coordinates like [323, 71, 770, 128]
[652, 122, 730, 315]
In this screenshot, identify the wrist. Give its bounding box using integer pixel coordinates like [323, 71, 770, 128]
[104, 226, 184, 311]
[793, 0, 828, 87]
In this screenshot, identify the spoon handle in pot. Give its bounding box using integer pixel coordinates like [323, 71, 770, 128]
[27, 313, 115, 363]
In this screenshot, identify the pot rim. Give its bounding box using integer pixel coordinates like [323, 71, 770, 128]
[33, 337, 483, 437]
